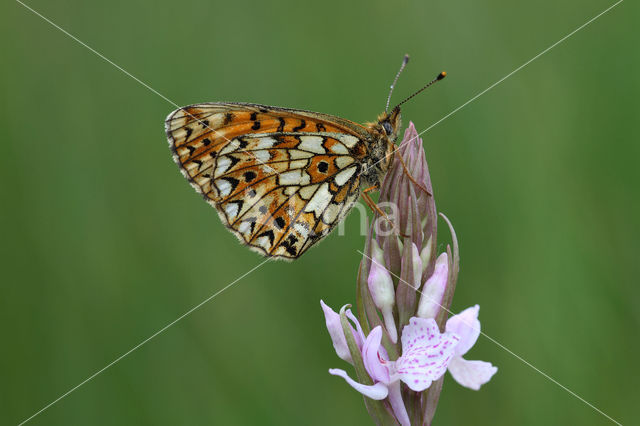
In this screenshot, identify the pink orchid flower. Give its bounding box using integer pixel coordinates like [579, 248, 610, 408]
[445, 305, 498, 390]
[323, 302, 460, 426]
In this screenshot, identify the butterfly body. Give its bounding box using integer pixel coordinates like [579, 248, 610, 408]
[165, 102, 401, 260]
[361, 108, 401, 188]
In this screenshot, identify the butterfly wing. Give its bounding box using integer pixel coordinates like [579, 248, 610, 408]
[165, 103, 372, 259]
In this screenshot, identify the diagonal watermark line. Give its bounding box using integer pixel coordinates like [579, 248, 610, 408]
[13, 0, 625, 424]
[17, 257, 272, 425]
[11, 4, 281, 423]
[15, 0, 281, 177]
[367, 0, 624, 173]
[358, 250, 623, 425]
[416, 0, 624, 137]
[16, 0, 624, 186]
[14, 0, 178, 106]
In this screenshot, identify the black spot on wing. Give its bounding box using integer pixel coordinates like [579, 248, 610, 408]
[226, 155, 241, 171]
[293, 119, 306, 132]
[245, 217, 258, 233]
[281, 234, 299, 256]
[225, 200, 244, 219]
[219, 177, 240, 193]
[256, 229, 275, 246]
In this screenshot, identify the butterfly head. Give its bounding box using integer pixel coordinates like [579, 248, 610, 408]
[377, 106, 402, 143]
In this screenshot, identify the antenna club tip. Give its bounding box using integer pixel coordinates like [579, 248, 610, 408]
[438, 71, 447, 80]
[403, 54, 410, 64]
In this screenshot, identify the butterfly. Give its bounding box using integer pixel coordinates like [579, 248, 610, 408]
[165, 56, 445, 260]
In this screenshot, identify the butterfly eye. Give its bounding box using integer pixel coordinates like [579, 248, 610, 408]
[382, 121, 393, 136]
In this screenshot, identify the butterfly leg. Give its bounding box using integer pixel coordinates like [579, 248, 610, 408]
[361, 186, 389, 218]
[361, 186, 405, 236]
[396, 154, 432, 197]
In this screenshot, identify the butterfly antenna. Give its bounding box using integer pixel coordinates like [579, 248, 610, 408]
[385, 54, 410, 113]
[392, 71, 447, 110]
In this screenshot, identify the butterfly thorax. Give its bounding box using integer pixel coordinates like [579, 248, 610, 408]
[361, 107, 401, 188]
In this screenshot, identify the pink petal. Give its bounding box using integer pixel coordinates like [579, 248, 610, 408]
[396, 317, 460, 391]
[321, 301, 363, 363]
[387, 381, 411, 426]
[362, 326, 391, 384]
[448, 356, 498, 390]
[445, 305, 481, 357]
[328, 369, 389, 400]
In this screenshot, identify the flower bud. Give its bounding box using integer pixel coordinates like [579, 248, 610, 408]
[411, 243, 422, 290]
[417, 252, 449, 319]
[367, 244, 398, 343]
[420, 236, 433, 274]
[371, 238, 385, 266]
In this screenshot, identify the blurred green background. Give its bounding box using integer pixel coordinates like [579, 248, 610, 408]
[2, 0, 638, 424]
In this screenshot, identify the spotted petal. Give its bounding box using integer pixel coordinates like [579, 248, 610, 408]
[395, 317, 459, 391]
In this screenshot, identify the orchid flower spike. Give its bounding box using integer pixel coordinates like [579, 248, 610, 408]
[326, 115, 496, 425]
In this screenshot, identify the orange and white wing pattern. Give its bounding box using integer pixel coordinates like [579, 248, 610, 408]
[165, 103, 372, 259]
